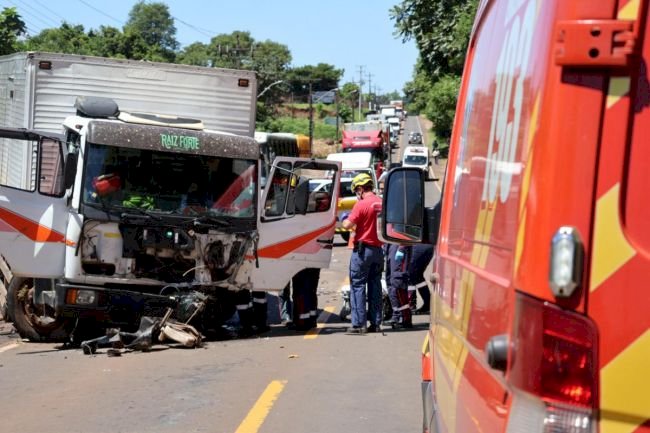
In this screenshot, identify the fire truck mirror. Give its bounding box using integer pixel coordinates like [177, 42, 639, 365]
[381, 167, 425, 243]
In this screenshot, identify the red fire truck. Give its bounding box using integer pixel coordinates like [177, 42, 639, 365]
[381, 0, 649, 432]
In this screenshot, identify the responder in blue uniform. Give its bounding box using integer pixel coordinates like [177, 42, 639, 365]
[387, 243, 413, 328]
[408, 244, 434, 314]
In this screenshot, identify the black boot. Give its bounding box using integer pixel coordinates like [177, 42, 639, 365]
[252, 291, 270, 334]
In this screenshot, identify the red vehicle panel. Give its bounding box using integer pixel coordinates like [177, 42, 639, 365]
[415, 0, 650, 432]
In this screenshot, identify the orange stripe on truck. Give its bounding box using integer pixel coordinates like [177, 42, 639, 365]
[0, 206, 71, 245]
[257, 221, 335, 259]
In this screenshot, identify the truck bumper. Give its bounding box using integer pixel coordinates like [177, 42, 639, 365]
[55, 283, 177, 328]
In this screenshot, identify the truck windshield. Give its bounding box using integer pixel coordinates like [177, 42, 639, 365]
[82, 143, 257, 218]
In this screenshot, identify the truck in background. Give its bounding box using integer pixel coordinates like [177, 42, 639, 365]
[326, 152, 377, 243]
[380, 0, 650, 432]
[389, 100, 405, 120]
[0, 52, 342, 342]
[379, 104, 397, 120]
[341, 121, 388, 179]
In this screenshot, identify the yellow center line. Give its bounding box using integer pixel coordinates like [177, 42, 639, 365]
[0, 342, 20, 354]
[304, 305, 336, 339]
[234, 380, 287, 433]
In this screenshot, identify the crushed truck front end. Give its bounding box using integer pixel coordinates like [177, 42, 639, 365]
[57, 112, 261, 329]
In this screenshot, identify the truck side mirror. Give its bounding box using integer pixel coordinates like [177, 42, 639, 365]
[64, 152, 78, 190]
[380, 167, 440, 245]
[381, 168, 425, 242]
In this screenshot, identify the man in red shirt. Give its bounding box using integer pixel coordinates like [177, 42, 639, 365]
[342, 173, 384, 334]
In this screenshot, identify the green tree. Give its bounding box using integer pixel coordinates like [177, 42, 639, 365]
[25, 23, 91, 54]
[0, 7, 26, 55]
[286, 64, 343, 99]
[208, 31, 256, 69]
[391, 0, 478, 78]
[206, 31, 292, 123]
[392, 0, 478, 138]
[425, 75, 460, 139]
[123, 1, 178, 62]
[251, 39, 292, 99]
[87, 26, 126, 58]
[177, 42, 211, 66]
[403, 59, 433, 113]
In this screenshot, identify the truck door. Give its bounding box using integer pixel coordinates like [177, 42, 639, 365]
[253, 157, 341, 290]
[0, 129, 70, 277]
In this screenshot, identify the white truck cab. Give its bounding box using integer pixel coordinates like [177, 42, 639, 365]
[0, 97, 341, 341]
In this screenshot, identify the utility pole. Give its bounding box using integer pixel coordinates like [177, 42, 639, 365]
[308, 81, 314, 155]
[367, 72, 373, 111]
[356, 65, 365, 120]
[335, 90, 339, 143]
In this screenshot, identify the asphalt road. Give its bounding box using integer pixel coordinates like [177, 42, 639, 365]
[0, 116, 446, 433]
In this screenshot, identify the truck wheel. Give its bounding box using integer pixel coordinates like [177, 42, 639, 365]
[6, 277, 71, 342]
[340, 232, 350, 243]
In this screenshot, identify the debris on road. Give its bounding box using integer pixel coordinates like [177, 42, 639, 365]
[81, 308, 202, 356]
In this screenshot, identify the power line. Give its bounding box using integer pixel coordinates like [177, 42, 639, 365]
[31, 0, 67, 23]
[172, 15, 217, 40]
[3, 0, 54, 29]
[77, 0, 123, 26]
[12, 0, 60, 27]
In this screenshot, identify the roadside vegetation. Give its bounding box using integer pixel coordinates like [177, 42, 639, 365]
[391, 0, 479, 154]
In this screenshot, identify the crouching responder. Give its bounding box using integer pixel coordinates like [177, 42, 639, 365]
[342, 173, 384, 334]
[387, 243, 413, 329]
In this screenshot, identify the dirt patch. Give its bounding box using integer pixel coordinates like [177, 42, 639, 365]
[312, 139, 340, 159]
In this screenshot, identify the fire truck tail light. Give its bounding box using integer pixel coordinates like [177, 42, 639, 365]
[506, 293, 597, 432]
[549, 226, 583, 298]
[507, 392, 594, 433]
[509, 292, 597, 408]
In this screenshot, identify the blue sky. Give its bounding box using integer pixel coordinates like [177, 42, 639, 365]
[4, 0, 419, 94]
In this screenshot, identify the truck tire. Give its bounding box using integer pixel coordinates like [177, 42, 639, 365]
[6, 277, 71, 342]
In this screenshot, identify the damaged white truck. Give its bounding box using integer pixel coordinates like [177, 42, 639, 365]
[0, 52, 341, 341]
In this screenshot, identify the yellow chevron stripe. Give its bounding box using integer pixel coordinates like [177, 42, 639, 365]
[515, 95, 539, 274]
[618, 0, 640, 19]
[607, 78, 631, 108]
[590, 184, 636, 291]
[478, 209, 496, 267]
[600, 330, 650, 433]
